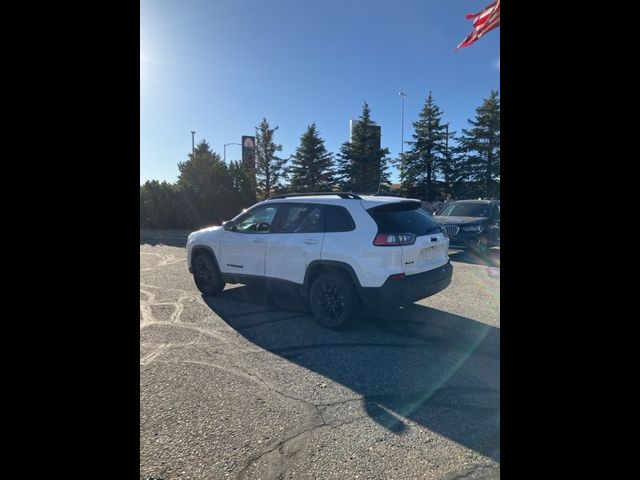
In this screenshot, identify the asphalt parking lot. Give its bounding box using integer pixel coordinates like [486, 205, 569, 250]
[140, 231, 500, 480]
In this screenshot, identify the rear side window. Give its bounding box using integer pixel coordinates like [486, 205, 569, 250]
[368, 202, 440, 236]
[324, 205, 355, 232]
[274, 204, 323, 233]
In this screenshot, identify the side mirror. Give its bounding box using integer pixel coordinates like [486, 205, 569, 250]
[222, 220, 235, 231]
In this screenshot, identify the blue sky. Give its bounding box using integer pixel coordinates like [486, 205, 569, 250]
[140, 0, 499, 184]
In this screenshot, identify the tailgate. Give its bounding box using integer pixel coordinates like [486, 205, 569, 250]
[401, 233, 449, 276]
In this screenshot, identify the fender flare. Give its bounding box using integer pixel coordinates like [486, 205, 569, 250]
[189, 245, 222, 276]
[302, 260, 364, 300]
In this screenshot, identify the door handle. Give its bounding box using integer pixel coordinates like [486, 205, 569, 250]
[252, 239, 264, 243]
[303, 239, 319, 245]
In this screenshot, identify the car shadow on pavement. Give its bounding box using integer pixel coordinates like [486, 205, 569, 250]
[448, 248, 500, 267]
[202, 286, 500, 462]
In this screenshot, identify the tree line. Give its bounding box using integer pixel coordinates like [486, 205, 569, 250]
[140, 90, 500, 230]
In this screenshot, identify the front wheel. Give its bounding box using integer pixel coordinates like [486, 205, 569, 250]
[309, 273, 361, 330]
[193, 253, 225, 296]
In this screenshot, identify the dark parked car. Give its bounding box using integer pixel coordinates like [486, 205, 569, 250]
[433, 200, 500, 254]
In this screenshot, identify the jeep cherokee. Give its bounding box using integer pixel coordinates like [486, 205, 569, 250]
[187, 193, 453, 329]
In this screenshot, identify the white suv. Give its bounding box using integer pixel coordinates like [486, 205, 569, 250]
[187, 193, 453, 329]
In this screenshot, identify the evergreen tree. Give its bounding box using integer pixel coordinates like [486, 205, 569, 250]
[229, 160, 257, 207]
[176, 140, 236, 227]
[440, 123, 457, 197]
[336, 102, 390, 192]
[140, 180, 186, 229]
[289, 123, 335, 192]
[255, 118, 287, 199]
[456, 90, 500, 198]
[400, 92, 449, 200]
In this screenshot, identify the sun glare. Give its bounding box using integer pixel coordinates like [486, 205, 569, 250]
[140, 49, 147, 80]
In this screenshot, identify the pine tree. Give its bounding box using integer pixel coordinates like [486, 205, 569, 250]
[336, 102, 390, 193]
[229, 160, 257, 207]
[255, 118, 287, 199]
[400, 92, 449, 200]
[176, 140, 236, 227]
[456, 90, 500, 198]
[440, 123, 456, 197]
[289, 123, 335, 193]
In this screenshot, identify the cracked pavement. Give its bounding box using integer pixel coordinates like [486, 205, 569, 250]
[140, 232, 500, 479]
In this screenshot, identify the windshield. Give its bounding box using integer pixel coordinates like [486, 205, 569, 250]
[439, 202, 490, 217]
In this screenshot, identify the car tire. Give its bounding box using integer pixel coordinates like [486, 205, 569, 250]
[309, 273, 361, 330]
[193, 252, 225, 296]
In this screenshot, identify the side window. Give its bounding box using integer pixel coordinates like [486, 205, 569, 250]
[275, 204, 323, 233]
[324, 205, 355, 232]
[234, 205, 278, 233]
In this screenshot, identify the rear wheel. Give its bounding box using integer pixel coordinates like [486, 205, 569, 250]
[309, 273, 360, 330]
[193, 252, 225, 296]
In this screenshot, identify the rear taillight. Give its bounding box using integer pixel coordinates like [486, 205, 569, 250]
[373, 232, 416, 246]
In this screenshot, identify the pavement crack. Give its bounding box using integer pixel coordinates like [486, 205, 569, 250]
[225, 362, 319, 409]
[237, 406, 369, 479]
[147, 359, 314, 410]
[237, 418, 326, 480]
[146, 357, 330, 480]
[443, 464, 500, 480]
[318, 397, 364, 407]
[324, 413, 368, 430]
[140, 283, 194, 294]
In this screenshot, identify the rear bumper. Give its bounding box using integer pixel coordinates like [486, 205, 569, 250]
[359, 262, 453, 308]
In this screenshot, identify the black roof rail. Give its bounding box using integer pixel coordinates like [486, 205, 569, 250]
[267, 192, 362, 200]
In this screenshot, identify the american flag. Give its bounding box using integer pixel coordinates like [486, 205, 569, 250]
[456, 0, 500, 51]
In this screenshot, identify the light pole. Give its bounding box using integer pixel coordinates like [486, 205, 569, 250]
[399, 91, 407, 195]
[444, 123, 450, 195]
[399, 92, 407, 156]
[224, 143, 242, 163]
[190, 131, 196, 154]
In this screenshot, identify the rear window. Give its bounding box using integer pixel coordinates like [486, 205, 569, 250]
[368, 202, 441, 236]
